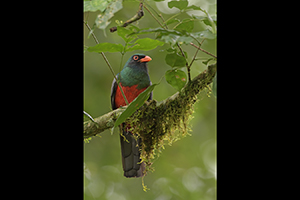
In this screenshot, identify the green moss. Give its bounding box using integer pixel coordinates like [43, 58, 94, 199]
[125, 81, 200, 174]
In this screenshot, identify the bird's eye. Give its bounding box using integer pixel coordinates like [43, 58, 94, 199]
[133, 55, 139, 60]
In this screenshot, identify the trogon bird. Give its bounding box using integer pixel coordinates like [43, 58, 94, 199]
[111, 54, 152, 178]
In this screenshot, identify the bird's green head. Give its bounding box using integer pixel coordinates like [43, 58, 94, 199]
[119, 54, 152, 88]
[123, 53, 152, 68]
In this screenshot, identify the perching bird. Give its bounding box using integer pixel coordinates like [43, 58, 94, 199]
[111, 54, 152, 178]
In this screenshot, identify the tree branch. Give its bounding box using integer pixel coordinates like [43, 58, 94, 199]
[84, 107, 126, 138]
[83, 63, 217, 139]
[110, 2, 144, 32]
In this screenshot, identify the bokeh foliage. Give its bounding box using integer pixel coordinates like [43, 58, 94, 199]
[84, 0, 216, 199]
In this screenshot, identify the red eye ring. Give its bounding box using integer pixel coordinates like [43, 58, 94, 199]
[133, 55, 139, 60]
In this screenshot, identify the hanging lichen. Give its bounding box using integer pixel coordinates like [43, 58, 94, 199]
[125, 77, 204, 174]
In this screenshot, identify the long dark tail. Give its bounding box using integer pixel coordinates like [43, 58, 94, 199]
[120, 128, 145, 178]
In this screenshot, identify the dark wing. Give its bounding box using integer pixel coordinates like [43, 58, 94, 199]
[111, 75, 118, 110]
[147, 81, 153, 101]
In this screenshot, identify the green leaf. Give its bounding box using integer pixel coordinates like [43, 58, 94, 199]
[84, 0, 109, 12]
[126, 38, 164, 52]
[202, 58, 214, 65]
[129, 27, 166, 35]
[129, 27, 192, 46]
[165, 18, 180, 25]
[203, 11, 216, 34]
[165, 69, 187, 91]
[212, 72, 217, 97]
[203, 16, 217, 27]
[192, 8, 216, 34]
[165, 47, 177, 53]
[129, 27, 195, 46]
[185, 5, 202, 11]
[193, 15, 217, 27]
[117, 26, 136, 42]
[165, 53, 186, 67]
[168, 0, 188, 10]
[190, 29, 216, 40]
[129, 27, 181, 37]
[127, 25, 140, 32]
[114, 84, 158, 127]
[87, 43, 124, 53]
[95, 0, 123, 30]
[161, 35, 193, 46]
[174, 19, 194, 32]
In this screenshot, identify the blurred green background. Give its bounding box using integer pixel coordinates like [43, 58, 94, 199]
[84, 0, 216, 199]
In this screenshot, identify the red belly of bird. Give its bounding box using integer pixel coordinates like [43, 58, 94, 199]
[114, 83, 147, 108]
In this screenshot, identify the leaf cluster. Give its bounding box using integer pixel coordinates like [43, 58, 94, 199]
[84, 0, 123, 30]
[85, 0, 216, 92]
[124, 0, 217, 91]
[87, 26, 164, 54]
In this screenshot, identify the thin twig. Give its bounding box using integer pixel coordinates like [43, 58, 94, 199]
[110, 2, 144, 32]
[200, 38, 206, 46]
[176, 43, 190, 81]
[83, 21, 129, 105]
[144, 2, 168, 29]
[189, 47, 199, 70]
[84, 21, 99, 44]
[190, 43, 217, 59]
[188, 35, 216, 58]
[188, 38, 204, 68]
[143, 4, 165, 29]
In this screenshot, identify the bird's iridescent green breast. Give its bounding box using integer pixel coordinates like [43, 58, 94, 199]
[119, 62, 150, 89]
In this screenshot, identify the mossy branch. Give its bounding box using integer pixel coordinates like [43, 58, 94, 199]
[83, 63, 216, 139]
[84, 107, 126, 139]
